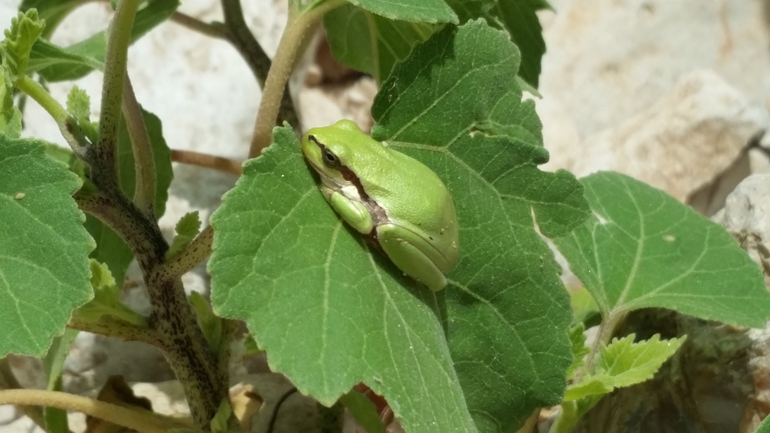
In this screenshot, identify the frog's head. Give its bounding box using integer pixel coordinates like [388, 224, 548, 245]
[301, 119, 368, 189]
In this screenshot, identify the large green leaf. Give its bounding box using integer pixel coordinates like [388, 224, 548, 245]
[445, 0, 550, 87]
[210, 20, 589, 433]
[324, 4, 437, 83]
[347, 0, 458, 23]
[553, 172, 770, 327]
[371, 20, 587, 432]
[26, 0, 180, 82]
[0, 137, 93, 357]
[325, 0, 548, 87]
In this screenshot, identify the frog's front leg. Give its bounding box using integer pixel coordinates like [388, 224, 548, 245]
[320, 185, 374, 234]
[376, 224, 449, 291]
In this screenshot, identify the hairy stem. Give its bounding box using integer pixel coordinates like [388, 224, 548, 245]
[75, 191, 225, 428]
[121, 75, 156, 216]
[68, 316, 160, 347]
[93, 0, 140, 190]
[0, 389, 190, 433]
[221, 0, 299, 132]
[249, 0, 345, 157]
[171, 149, 242, 175]
[160, 225, 215, 279]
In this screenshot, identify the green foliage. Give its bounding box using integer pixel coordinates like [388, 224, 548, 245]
[756, 412, 770, 433]
[19, 0, 82, 38]
[167, 211, 201, 259]
[0, 9, 45, 82]
[564, 334, 685, 407]
[0, 73, 21, 137]
[26, 0, 180, 82]
[210, 21, 589, 433]
[0, 137, 93, 357]
[566, 323, 589, 378]
[324, 0, 549, 87]
[347, 0, 458, 23]
[554, 172, 770, 328]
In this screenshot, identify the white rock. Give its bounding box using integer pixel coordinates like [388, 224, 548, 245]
[554, 70, 769, 212]
[713, 172, 770, 276]
[539, 0, 770, 139]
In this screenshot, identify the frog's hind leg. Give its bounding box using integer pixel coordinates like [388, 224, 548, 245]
[376, 224, 448, 291]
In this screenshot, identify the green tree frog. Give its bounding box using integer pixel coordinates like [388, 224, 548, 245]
[301, 120, 459, 291]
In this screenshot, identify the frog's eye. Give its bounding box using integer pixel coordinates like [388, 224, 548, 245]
[322, 148, 341, 168]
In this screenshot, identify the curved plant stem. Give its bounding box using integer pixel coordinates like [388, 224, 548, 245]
[15, 76, 89, 158]
[171, 149, 243, 175]
[248, 0, 345, 158]
[160, 225, 214, 279]
[122, 74, 156, 216]
[221, 0, 299, 132]
[0, 389, 189, 433]
[0, 359, 47, 431]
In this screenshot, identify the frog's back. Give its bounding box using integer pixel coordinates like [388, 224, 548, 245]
[360, 149, 459, 268]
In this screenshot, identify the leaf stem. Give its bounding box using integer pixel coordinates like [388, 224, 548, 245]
[159, 225, 214, 279]
[121, 74, 156, 216]
[0, 389, 190, 433]
[248, 0, 345, 157]
[15, 76, 89, 157]
[68, 316, 159, 346]
[171, 149, 243, 175]
[584, 311, 626, 374]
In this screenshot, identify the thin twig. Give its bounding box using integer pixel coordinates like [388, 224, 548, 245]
[67, 316, 161, 347]
[169, 11, 227, 39]
[221, 0, 300, 132]
[171, 149, 242, 175]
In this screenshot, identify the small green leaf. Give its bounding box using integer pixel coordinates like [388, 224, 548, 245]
[553, 172, 770, 327]
[339, 390, 385, 433]
[0, 137, 93, 357]
[0, 10, 45, 81]
[563, 374, 613, 401]
[66, 86, 96, 143]
[189, 291, 222, 353]
[566, 323, 589, 378]
[346, 0, 458, 24]
[73, 260, 146, 327]
[564, 334, 685, 402]
[0, 73, 21, 138]
[167, 211, 201, 259]
[570, 286, 600, 328]
[597, 334, 685, 388]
